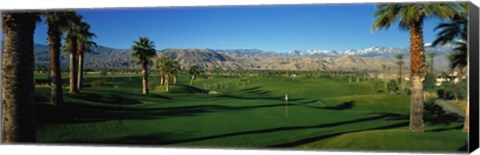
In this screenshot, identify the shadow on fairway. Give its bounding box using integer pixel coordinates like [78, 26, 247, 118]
[68, 93, 143, 105]
[36, 89, 360, 125]
[457, 142, 468, 152]
[268, 121, 409, 147]
[96, 113, 407, 145]
[423, 103, 463, 125]
[427, 124, 463, 132]
[301, 100, 355, 111]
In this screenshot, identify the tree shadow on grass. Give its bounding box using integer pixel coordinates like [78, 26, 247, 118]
[423, 103, 463, 125]
[35, 102, 219, 125]
[68, 93, 143, 105]
[92, 89, 173, 100]
[37, 92, 358, 125]
[267, 121, 409, 148]
[301, 100, 355, 111]
[123, 113, 407, 145]
[457, 143, 468, 152]
[426, 124, 463, 132]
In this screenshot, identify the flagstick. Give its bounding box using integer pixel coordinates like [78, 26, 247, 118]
[285, 93, 288, 119]
[285, 100, 288, 119]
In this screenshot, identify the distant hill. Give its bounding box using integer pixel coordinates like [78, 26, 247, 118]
[34, 44, 134, 70]
[33, 43, 455, 72]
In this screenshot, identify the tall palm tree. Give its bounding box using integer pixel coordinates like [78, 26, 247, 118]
[431, 3, 468, 132]
[432, 3, 467, 81]
[382, 64, 387, 89]
[157, 57, 173, 92]
[395, 54, 405, 86]
[131, 37, 157, 94]
[432, 3, 467, 47]
[156, 56, 170, 86]
[44, 11, 75, 104]
[189, 65, 202, 87]
[171, 60, 181, 85]
[76, 22, 96, 89]
[372, 3, 457, 132]
[2, 12, 38, 143]
[64, 14, 83, 94]
[448, 42, 467, 79]
[426, 52, 437, 74]
[395, 53, 405, 89]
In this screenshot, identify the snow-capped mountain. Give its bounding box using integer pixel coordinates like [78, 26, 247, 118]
[287, 43, 456, 60]
[288, 49, 340, 57]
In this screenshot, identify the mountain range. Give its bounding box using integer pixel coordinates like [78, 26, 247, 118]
[32, 43, 456, 72]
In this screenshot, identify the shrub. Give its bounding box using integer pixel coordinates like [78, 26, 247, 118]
[91, 80, 106, 87]
[387, 79, 399, 94]
[424, 73, 437, 91]
[404, 88, 411, 95]
[100, 70, 108, 76]
[423, 97, 459, 124]
[437, 81, 467, 100]
[148, 81, 155, 89]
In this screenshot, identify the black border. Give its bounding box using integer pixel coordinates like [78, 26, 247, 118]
[468, 1, 479, 153]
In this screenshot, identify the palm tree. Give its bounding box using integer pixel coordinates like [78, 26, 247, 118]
[1, 12, 38, 143]
[395, 54, 405, 85]
[189, 65, 202, 87]
[431, 3, 468, 132]
[372, 3, 457, 132]
[156, 56, 170, 86]
[64, 14, 83, 94]
[44, 12, 75, 104]
[382, 64, 387, 89]
[171, 60, 181, 85]
[426, 52, 437, 74]
[432, 3, 467, 81]
[76, 22, 97, 89]
[432, 3, 467, 47]
[448, 42, 467, 79]
[157, 57, 174, 92]
[131, 37, 157, 94]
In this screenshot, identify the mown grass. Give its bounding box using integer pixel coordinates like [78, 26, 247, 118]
[34, 73, 467, 153]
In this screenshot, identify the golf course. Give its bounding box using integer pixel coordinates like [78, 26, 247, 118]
[33, 72, 467, 152]
[1, 2, 471, 153]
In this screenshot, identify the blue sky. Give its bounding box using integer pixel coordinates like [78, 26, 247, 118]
[33, 4, 444, 53]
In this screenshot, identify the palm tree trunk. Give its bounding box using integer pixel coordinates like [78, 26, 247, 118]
[68, 37, 79, 94]
[47, 19, 64, 105]
[190, 75, 195, 86]
[457, 68, 463, 82]
[1, 13, 37, 143]
[142, 61, 148, 94]
[174, 71, 177, 85]
[463, 99, 469, 132]
[77, 53, 84, 89]
[160, 71, 164, 85]
[408, 20, 426, 132]
[165, 73, 169, 92]
[398, 65, 402, 85]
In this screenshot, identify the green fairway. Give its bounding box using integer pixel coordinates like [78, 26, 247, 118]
[34, 73, 467, 153]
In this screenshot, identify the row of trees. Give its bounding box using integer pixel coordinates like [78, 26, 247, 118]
[1, 11, 96, 143]
[45, 12, 96, 104]
[372, 2, 468, 132]
[130, 37, 203, 94]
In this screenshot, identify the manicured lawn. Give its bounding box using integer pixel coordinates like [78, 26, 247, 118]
[34, 73, 467, 153]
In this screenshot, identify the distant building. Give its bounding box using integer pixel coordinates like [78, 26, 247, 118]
[435, 71, 464, 86]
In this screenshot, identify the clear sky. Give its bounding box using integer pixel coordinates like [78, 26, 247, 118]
[33, 3, 444, 53]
